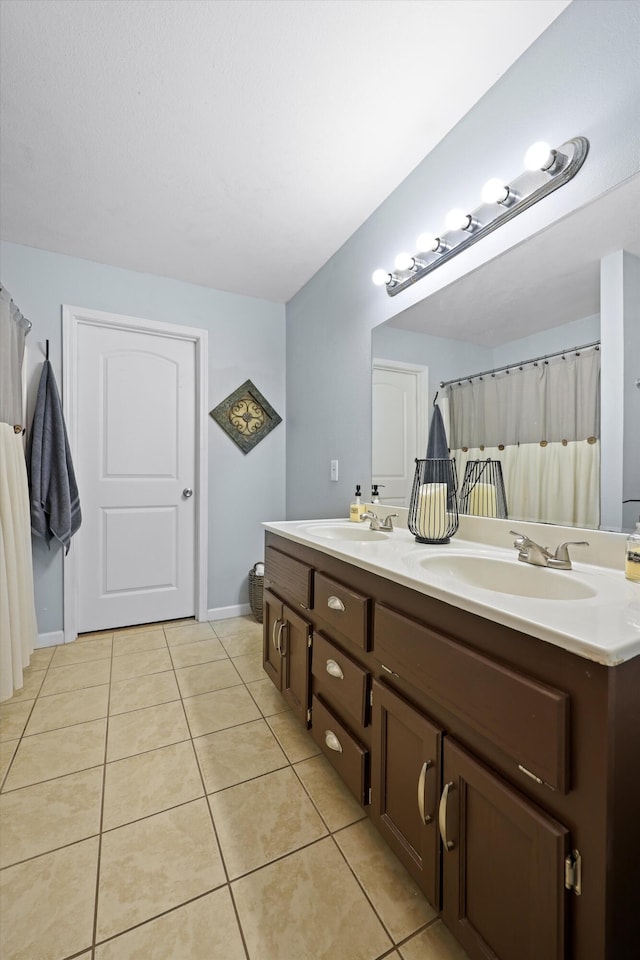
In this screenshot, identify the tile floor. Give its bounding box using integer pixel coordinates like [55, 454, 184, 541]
[0, 616, 470, 960]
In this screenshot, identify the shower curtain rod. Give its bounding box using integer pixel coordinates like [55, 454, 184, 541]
[439, 339, 601, 388]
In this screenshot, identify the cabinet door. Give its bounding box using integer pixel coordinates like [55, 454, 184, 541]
[281, 605, 312, 726]
[371, 680, 442, 907]
[441, 739, 569, 960]
[262, 588, 283, 690]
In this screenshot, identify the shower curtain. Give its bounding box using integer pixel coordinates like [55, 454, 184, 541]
[445, 347, 601, 528]
[0, 285, 38, 702]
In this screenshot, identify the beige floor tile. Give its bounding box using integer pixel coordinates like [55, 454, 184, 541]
[231, 650, 267, 683]
[183, 684, 261, 738]
[164, 621, 215, 646]
[295, 754, 366, 832]
[210, 766, 327, 879]
[0, 767, 103, 868]
[175, 658, 242, 698]
[110, 647, 173, 682]
[25, 684, 109, 735]
[40, 658, 111, 696]
[246, 677, 289, 717]
[96, 799, 225, 942]
[112, 630, 168, 657]
[107, 700, 189, 761]
[267, 711, 321, 763]
[335, 819, 437, 942]
[232, 836, 392, 960]
[0, 700, 33, 742]
[103, 740, 203, 830]
[195, 718, 287, 793]
[109, 670, 180, 715]
[7, 668, 46, 702]
[95, 887, 246, 960]
[3, 718, 106, 791]
[0, 836, 98, 960]
[399, 921, 471, 960]
[29, 646, 56, 668]
[50, 636, 113, 666]
[218, 631, 262, 657]
[212, 615, 261, 639]
[0, 740, 18, 786]
[169, 636, 228, 669]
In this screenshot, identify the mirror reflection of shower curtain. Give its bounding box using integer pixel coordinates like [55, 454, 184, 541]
[445, 348, 600, 528]
[0, 286, 38, 701]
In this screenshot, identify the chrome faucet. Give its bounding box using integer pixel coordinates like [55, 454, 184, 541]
[361, 511, 398, 532]
[510, 531, 589, 570]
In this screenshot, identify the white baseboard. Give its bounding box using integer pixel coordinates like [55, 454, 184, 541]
[36, 630, 64, 648]
[206, 603, 252, 622]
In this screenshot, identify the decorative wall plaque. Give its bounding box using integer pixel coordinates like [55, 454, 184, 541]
[209, 379, 282, 454]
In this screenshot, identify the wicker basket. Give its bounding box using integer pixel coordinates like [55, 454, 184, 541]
[248, 562, 264, 623]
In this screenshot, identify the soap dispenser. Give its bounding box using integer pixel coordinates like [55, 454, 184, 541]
[371, 484, 380, 504]
[625, 520, 640, 582]
[350, 485, 365, 522]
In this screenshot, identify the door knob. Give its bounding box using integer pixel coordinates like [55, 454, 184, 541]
[182, 488, 193, 498]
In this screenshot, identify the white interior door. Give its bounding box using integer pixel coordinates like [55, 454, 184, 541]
[75, 322, 197, 632]
[372, 360, 428, 506]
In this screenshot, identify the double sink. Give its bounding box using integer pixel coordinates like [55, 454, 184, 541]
[296, 520, 596, 602]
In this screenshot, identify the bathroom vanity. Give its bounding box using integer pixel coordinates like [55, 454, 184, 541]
[262, 518, 639, 960]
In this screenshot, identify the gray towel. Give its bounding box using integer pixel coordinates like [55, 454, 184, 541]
[27, 360, 81, 554]
[425, 404, 449, 459]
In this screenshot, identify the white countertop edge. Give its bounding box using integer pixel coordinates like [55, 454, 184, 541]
[263, 519, 640, 667]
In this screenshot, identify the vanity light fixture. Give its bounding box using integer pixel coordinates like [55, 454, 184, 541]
[372, 135, 589, 297]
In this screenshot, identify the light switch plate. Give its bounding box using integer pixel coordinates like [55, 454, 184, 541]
[330, 460, 339, 482]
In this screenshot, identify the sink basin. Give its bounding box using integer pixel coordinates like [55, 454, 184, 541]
[418, 555, 597, 601]
[297, 523, 390, 543]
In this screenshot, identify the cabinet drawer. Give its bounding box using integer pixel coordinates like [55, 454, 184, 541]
[310, 695, 368, 804]
[264, 547, 313, 611]
[312, 633, 370, 729]
[314, 573, 371, 650]
[375, 604, 569, 793]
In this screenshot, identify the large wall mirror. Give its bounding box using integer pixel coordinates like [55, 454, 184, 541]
[372, 174, 640, 529]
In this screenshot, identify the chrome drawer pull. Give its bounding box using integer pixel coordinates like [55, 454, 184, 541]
[417, 760, 433, 825]
[439, 781, 455, 851]
[325, 659, 344, 680]
[327, 596, 345, 612]
[324, 730, 343, 753]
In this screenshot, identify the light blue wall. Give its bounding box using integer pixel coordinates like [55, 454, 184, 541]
[285, 0, 640, 521]
[0, 241, 286, 634]
[491, 314, 600, 368]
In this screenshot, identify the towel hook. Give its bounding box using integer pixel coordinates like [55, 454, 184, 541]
[432, 390, 439, 407]
[45, 339, 49, 361]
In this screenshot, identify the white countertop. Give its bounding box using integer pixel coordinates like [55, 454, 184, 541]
[263, 518, 640, 667]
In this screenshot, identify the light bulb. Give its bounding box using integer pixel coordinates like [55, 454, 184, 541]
[445, 208, 472, 232]
[481, 178, 510, 204]
[416, 233, 443, 253]
[524, 141, 555, 171]
[394, 252, 415, 272]
[372, 268, 392, 287]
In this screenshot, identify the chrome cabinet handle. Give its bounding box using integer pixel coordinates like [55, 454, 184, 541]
[439, 781, 455, 850]
[324, 730, 343, 753]
[327, 596, 345, 612]
[182, 487, 193, 498]
[272, 618, 280, 654]
[277, 621, 287, 657]
[325, 659, 344, 680]
[417, 760, 433, 825]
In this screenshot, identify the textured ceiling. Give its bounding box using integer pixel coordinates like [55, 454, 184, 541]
[0, 0, 570, 302]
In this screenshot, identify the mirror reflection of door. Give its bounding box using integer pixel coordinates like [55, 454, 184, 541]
[372, 359, 428, 506]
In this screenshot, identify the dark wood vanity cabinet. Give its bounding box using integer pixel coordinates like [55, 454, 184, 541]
[370, 679, 442, 906]
[262, 587, 312, 726]
[262, 532, 640, 960]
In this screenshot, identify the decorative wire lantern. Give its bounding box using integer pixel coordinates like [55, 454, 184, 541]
[408, 459, 459, 544]
[459, 459, 508, 519]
